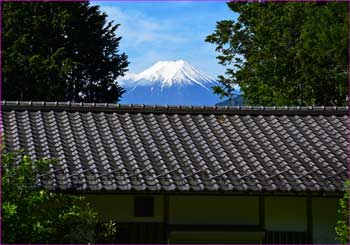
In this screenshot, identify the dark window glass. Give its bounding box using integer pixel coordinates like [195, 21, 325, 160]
[134, 196, 154, 217]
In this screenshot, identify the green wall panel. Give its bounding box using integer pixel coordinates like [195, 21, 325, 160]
[312, 197, 339, 244]
[265, 196, 307, 231]
[84, 194, 164, 222]
[169, 196, 259, 225]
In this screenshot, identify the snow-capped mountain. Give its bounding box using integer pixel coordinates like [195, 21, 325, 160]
[118, 60, 222, 105]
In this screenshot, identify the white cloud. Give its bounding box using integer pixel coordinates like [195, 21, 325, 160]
[99, 5, 189, 47]
[92, 2, 237, 79]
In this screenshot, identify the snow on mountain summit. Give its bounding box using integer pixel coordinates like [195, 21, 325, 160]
[118, 60, 221, 105]
[119, 60, 215, 88]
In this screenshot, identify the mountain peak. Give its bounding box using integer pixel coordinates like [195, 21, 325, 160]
[119, 60, 215, 88]
[155, 59, 186, 65]
[153, 59, 188, 67]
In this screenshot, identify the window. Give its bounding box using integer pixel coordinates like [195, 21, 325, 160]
[134, 196, 154, 217]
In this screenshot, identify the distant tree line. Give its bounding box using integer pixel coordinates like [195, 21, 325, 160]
[2, 2, 128, 103]
[206, 2, 348, 106]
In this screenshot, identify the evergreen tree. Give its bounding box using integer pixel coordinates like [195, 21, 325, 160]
[2, 2, 128, 103]
[206, 2, 348, 106]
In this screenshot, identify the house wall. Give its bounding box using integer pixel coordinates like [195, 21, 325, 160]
[84, 194, 340, 243]
[169, 231, 265, 243]
[84, 194, 164, 222]
[168, 196, 259, 225]
[312, 197, 340, 244]
[264, 196, 307, 231]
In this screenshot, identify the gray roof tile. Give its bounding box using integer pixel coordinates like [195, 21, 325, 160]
[1, 101, 349, 193]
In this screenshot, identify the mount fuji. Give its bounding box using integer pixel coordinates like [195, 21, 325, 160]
[118, 60, 222, 105]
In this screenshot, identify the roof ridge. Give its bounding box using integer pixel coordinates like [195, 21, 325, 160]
[1, 101, 349, 115]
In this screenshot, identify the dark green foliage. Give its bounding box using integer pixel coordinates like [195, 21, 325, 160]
[206, 2, 348, 106]
[215, 94, 244, 106]
[95, 220, 118, 243]
[335, 180, 350, 244]
[2, 2, 128, 103]
[2, 149, 117, 243]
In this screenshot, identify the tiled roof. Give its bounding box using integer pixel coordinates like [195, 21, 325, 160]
[1, 101, 349, 193]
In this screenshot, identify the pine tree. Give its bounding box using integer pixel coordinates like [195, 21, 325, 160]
[2, 2, 129, 103]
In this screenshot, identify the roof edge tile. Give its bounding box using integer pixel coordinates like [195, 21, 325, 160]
[2, 101, 348, 115]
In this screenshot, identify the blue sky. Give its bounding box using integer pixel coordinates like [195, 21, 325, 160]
[91, 1, 238, 78]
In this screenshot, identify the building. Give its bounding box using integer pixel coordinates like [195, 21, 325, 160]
[1, 101, 349, 243]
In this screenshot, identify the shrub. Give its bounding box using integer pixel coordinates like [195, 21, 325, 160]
[2, 149, 117, 243]
[335, 180, 350, 244]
